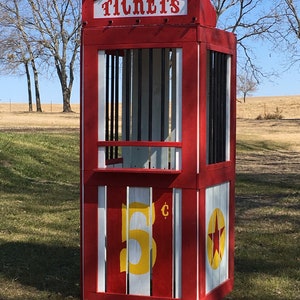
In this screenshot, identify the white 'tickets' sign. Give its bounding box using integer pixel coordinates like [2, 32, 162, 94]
[94, 0, 188, 18]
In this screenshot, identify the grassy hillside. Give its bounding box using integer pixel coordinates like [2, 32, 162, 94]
[237, 95, 300, 119]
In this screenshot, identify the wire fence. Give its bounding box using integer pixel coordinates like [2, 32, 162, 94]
[0, 101, 80, 113]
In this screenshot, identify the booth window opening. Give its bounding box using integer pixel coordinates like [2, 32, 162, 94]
[207, 50, 231, 165]
[98, 48, 182, 170]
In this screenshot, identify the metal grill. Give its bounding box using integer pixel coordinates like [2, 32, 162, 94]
[99, 48, 182, 170]
[207, 50, 230, 164]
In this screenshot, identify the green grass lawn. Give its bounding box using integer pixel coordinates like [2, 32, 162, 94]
[0, 131, 80, 300]
[1, 130, 299, 299]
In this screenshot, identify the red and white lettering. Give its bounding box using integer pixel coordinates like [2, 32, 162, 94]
[94, 0, 187, 18]
[133, 0, 145, 15]
[146, 0, 157, 14]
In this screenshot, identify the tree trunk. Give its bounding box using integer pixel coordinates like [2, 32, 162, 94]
[56, 62, 73, 113]
[63, 87, 72, 112]
[31, 59, 42, 112]
[25, 62, 33, 112]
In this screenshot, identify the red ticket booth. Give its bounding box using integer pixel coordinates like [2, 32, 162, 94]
[81, 0, 236, 299]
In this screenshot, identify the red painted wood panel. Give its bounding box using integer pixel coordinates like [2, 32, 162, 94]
[181, 189, 198, 299]
[82, 186, 98, 297]
[82, 45, 98, 171]
[152, 189, 173, 297]
[106, 187, 127, 293]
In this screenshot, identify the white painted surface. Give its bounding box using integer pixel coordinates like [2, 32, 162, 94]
[127, 187, 152, 295]
[226, 56, 231, 161]
[205, 182, 229, 294]
[98, 51, 106, 168]
[173, 188, 182, 298]
[97, 186, 107, 292]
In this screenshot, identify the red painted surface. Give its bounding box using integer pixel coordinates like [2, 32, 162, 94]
[82, 0, 216, 27]
[106, 187, 127, 293]
[152, 189, 173, 297]
[81, 0, 236, 298]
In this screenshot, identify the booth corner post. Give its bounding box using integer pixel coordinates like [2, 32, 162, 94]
[80, 0, 236, 299]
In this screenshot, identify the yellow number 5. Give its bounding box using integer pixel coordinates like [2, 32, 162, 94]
[120, 202, 157, 275]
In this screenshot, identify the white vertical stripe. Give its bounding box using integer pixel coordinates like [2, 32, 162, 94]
[81, 44, 85, 297]
[196, 44, 200, 175]
[197, 190, 200, 300]
[173, 189, 182, 298]
[126, 186, 130, 294]
[97, 186, 107, 292]
[98, 50, 106, 168]
[175, 48, 182, 170]
[127, 187, 152, 295]
[226, 56, 231, 161]
[148, 188, 153, 288]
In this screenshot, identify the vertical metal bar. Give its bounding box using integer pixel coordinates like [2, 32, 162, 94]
[148, 48, 153, 141]
[224, 53, 228, 161]
[161, 48, 166, 141]
[110, 55, 115, 159]
[208, 51, 215, 164]
[125, 50, 131, 141]
[219, 52, 223, 162]
[137, 49, 142, 141]
[105, 53, 110, 159]
[216, 52, 221, 163]
[210, 50, 214, 164]
[221, 53, 226, 162]
[221, 53, 227, 162]
[115, 51, 119, 158]
[171, 48, 176, 144]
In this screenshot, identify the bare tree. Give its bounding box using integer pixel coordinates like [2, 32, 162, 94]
[237, 71, 258, 102]
[273, 0, 300, 68]
[27, 0, 81, 112]
[0, 0, 42, 112]
[0, 36, 34, 111]
[211, 1, 279, 81]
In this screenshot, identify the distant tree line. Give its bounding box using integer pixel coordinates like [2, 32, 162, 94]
[0, 0, 81, 112]
[0, 1, 299, 109]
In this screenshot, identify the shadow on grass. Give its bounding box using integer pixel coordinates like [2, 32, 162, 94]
[0, 241, 80, 298]
[229, 171, 300, 299]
